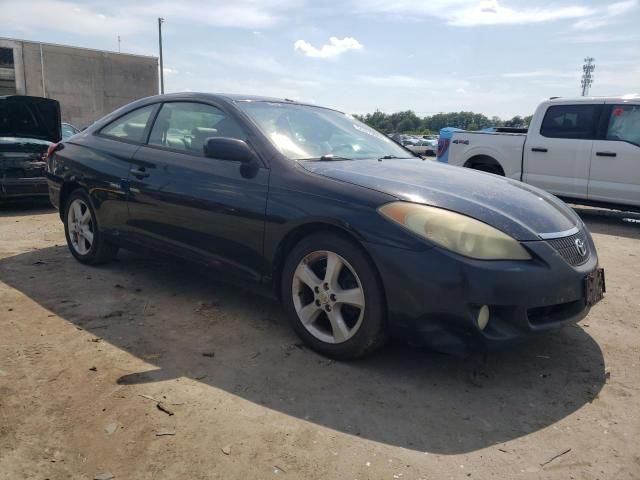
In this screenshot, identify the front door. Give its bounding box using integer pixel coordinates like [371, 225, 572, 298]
[524, 102, 602, 199]
[127, 101, 269, 282]
[588, 103, 640, 208]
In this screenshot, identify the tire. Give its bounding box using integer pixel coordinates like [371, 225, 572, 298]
[281, 232, 387, 359]
[63, 189, 118, 265]
[474, 163, 503, 176]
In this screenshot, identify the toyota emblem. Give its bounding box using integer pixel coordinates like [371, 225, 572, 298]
[575, 238, 587, 257]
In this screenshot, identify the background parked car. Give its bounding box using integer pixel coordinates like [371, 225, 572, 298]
[61, 122, 80, 139]
[406, 138, 438, 156]
[0, 95, 61, 200]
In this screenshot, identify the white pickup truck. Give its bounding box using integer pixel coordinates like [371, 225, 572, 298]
[441, 96, 640, 210]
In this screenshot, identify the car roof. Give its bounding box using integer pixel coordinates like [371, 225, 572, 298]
[545, 94, 640, 104]
[144, 92, 345, 114]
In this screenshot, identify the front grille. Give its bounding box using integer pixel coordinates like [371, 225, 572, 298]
[546, 230, 590, 266]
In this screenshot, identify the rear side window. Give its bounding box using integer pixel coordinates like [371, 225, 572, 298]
[100, 105, 156, 143]
[148, 102, 247, 156]
[606, 104, 640, 147]
[540, 104, 600, 139]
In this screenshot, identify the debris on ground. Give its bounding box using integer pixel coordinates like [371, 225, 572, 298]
[194, 300, 221, 317]
[202, 352, 215, 358]
[221, 445, 231, 455]
[101, 310, 124, 319]
[540, 448, 571, 467]
[157, 402, 175, 416]
[156, 430, 176, 436]
[89, 366, 97, 372]
[94, 473, 114, 480]
[104, 422, 118, 435]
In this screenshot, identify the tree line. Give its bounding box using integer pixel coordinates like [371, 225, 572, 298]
[353, 110, 533, 135]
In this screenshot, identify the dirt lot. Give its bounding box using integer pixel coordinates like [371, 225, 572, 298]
[0, 201, 638, 480]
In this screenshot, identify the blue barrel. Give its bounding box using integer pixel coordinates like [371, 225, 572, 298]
[436, 127, 463, 163]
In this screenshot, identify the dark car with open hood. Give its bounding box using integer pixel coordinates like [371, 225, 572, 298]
[46, 93, 605, 358]
[0, 95, 61, 200]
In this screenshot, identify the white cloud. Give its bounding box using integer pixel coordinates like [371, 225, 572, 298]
[294, 37, 363, 58]
[501, 70, 577, 79]
[0, 0, 300, 36]
[358, 74, 471, 91]
[0, 0, 141, 36]
[573, 0, 638, 30]
[351, 0, 594, 26]
[163, 67, 178, 75]
[359, 75, 425, 87]
[564, 32, 640, 44]
[194, 50, 286, 75]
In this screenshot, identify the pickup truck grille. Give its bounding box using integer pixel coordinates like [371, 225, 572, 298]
[546, 230, 590, 266]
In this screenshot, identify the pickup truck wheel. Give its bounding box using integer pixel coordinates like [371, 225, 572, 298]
[475, 164, 504, 176]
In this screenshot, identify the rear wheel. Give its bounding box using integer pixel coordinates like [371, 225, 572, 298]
[282, 233, 387, 359]
[64, 190, 117, 265]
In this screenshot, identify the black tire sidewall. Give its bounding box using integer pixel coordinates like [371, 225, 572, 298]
[281, 232, 387, 359]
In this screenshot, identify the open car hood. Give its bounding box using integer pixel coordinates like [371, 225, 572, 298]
[0, 95, 62, 143]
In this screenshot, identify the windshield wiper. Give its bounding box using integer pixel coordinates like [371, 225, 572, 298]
[377, 155, 413, 161]
[306, 155, 354, 161]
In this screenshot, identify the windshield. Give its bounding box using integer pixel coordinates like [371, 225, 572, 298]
[237, 101, 413, 160]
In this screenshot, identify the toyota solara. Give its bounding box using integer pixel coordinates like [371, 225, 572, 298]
[46, 93, 605, 358]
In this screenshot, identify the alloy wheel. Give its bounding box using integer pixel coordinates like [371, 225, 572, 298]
[292, 250, 365, 344]
[67, 198, 94, 255]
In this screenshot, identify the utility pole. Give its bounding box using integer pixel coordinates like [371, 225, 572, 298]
[158, 17, 165, 94]
[117, 35, 121, 53]
[581, 57, 595, 96]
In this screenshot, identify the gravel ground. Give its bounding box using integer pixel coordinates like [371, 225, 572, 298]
[0, 201, 638, 480]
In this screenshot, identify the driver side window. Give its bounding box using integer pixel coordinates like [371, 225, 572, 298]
[148, 102, 247, 156]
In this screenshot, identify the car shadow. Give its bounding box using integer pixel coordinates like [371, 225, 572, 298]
[0, 198, 54, 216]
[0, 246, 605, 455]
[574, 206, 640, 240]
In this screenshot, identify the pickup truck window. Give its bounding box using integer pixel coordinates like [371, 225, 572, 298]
[606, 105, 640, 147]
[540, 104, 600, 140]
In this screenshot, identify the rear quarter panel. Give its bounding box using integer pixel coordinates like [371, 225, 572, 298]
[48, 135, 136, 230]
[448, 132, 526, 180]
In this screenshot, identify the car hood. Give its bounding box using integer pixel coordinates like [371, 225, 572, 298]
[0, 96, 61, 143]
[301, 158, 579, 241]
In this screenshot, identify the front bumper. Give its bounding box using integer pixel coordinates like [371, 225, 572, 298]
[364, 232, 599, 356]
[0, 177, 49, 199]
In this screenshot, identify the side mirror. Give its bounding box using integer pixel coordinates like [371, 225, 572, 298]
[204, 137, 254, 163]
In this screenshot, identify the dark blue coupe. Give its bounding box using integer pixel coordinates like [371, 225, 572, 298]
[46, 93, 604, 358]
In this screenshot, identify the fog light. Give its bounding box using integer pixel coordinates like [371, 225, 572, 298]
[477, 305, 490, 331]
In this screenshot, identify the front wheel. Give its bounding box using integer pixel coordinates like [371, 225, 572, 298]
[281, 233, 387, 359]
[64, 189, 118, 265]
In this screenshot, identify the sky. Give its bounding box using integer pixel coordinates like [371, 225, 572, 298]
[1, 0, 639, 118]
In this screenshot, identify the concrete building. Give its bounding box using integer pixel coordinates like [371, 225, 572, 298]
[0, 37, 158, 127]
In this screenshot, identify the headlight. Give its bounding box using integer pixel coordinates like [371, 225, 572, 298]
[378, 202, 531, 260]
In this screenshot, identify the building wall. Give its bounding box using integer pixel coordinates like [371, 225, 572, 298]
[1, 38, 158, 128]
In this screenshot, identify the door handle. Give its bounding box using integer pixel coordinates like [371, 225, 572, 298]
[596, 151, 617, 157]
[531, 147, 548, 153]
[130, 166, 150, 178]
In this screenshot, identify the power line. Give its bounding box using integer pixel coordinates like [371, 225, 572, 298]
[581, 57, 595, 96]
